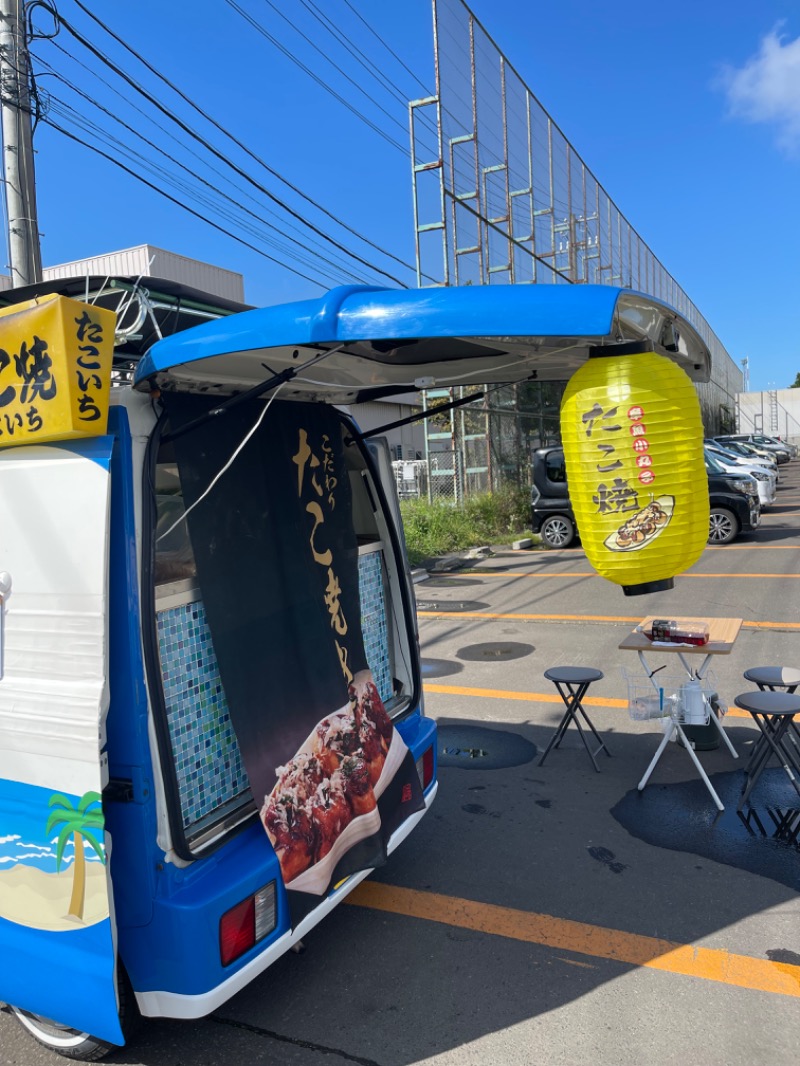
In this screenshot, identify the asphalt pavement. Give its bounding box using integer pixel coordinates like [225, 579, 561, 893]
[3, 463, 800, 1066]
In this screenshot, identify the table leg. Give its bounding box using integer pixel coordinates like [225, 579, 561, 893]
[673, 724, 725, 812]
[709, 706, 738, 758]
[638, 723, 674, 792]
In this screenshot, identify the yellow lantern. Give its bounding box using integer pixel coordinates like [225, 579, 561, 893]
[560, 341, 709, 596]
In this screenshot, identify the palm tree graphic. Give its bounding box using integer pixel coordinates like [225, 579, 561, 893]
[46, 791, 105, 921]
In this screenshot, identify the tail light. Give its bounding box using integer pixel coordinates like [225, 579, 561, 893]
[415, 745, 435, 790]
[219, 881, 277, 967]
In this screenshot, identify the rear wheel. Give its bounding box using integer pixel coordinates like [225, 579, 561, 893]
[708, 507, 739, 544]
[10, 965, 139, 1061]
[10, 1011, 115, 1061]
[540, 514, 576, 549]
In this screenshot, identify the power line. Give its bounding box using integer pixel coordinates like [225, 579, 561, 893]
[46, 117, 330, 288]
[66, 0, 424, 280]
[338, 0, 433, 97]
[48, 2, 409, 286]
[45, 96, 358, 288]
[34, 47, 387, 286]
[222, 0, 408, 155]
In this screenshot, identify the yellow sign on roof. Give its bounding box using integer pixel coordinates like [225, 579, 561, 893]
[0, 294, 115, 446]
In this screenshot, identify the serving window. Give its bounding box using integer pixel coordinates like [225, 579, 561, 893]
[149, 404, 405, 847]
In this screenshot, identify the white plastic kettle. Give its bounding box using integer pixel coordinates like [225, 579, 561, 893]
[681, 680, 707, 725]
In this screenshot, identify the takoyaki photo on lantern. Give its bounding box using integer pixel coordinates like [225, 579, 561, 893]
[604, 496, 674, 552]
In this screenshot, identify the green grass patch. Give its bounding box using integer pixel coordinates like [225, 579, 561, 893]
[399, 488, 536, 565]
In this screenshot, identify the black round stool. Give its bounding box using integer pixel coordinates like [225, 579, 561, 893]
[743, 666, 800, 693]
[733, 690, 800, 809]
[539, 667, 610, 772]
[743, 666, 800, 750]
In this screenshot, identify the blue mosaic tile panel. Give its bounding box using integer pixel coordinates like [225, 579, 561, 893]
[359, 550, 393, 703]
[157, 602, 250, 828]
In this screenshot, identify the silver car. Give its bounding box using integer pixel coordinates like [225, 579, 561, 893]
[704, 443, 777, 508]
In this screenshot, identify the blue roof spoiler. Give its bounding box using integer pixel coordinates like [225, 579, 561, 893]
[134, 284, 711, 402]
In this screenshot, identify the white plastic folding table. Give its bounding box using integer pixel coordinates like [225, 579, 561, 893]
[619, 616, 742, 811]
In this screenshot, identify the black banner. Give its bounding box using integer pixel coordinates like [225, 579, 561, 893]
[164, 395, 424, 921]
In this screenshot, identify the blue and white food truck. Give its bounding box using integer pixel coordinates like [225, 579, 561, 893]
[0, 280, 709, 1059]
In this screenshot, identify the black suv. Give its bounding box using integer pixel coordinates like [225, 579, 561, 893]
[530, 446, 761, 548]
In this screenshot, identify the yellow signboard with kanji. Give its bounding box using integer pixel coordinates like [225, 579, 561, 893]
[0, 294, 115, 447]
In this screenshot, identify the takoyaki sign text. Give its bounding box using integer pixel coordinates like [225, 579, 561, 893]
[293, 426, 353, 684]
[581, 400, 673, 554]
[0, 295, 114, 446]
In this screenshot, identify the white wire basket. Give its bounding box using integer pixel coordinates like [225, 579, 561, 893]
[622, 670, 720, 725]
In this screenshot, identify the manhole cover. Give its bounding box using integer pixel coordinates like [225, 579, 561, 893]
[423, 577, 485, 588]
[456, 641, 534, 662]
[421, 658, 464, 679]
[464, 565, 511, 573]
[416, 601, 489, 613]
[438, 724, 537, 769]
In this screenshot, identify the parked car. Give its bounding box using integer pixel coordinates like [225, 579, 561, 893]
[703, 451, 762, 542]
[734, 433, 797, 459]
[706, 438, 778, 474]
[531, 446, 760, 548]
[703, 442, 777, 508]
[714, 434, 791, 464]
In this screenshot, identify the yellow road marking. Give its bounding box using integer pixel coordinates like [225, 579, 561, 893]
[704, 544, 800, 549]
[424, 682, 753, 719]
[347, 883, 800, 998]
[417, 609, 800, 630]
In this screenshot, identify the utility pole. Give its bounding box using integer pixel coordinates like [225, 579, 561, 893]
[0, 0, 41, 287]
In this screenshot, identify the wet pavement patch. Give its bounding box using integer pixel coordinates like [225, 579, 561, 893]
[422, 576, 486, 588]
[456, 641, 534, 662]
[416, 600, 489, 613]
[420, 658, 464, 679]
[611, 768, 800, 891]
[438, 724, 537, 769]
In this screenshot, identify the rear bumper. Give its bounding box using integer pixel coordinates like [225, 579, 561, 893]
[127, 712, 438, 1018]
[135, 781, 438, 1019]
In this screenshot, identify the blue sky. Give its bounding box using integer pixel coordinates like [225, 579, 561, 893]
[26, 0, 800, 391]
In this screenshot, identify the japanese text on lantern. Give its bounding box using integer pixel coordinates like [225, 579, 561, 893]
[293, 428, 351, 684]
[582, 402, 655, 515]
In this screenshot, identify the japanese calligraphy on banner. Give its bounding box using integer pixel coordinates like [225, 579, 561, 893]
[560, 343, 709, 596]
[165, 395, 424, 925]
[0, 295, 114, 446]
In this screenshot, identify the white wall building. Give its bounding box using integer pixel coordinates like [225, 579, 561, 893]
[38, 243, 246, 304]
[737, 389, 800, 446]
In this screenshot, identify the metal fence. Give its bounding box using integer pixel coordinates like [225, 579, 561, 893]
[410, 0, 743, 501]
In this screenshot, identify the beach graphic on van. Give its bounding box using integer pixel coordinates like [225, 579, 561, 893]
[0, 780, 108, 931]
